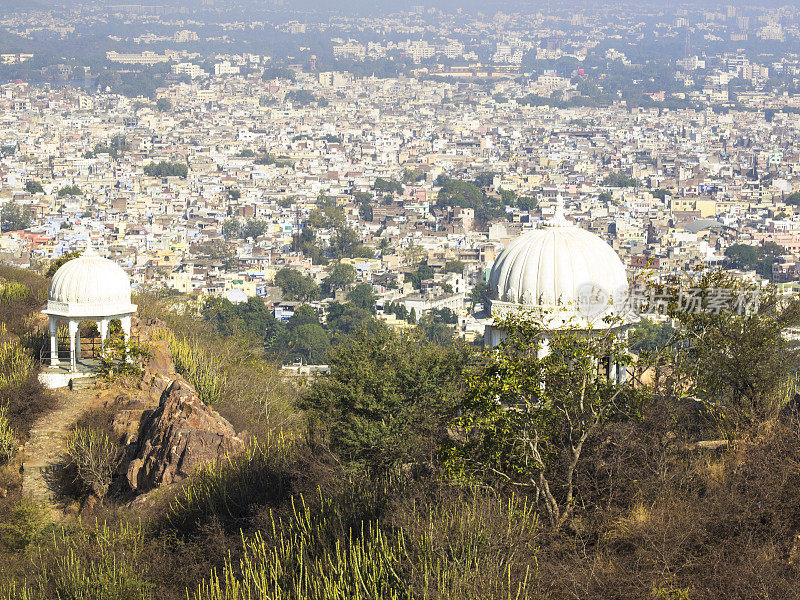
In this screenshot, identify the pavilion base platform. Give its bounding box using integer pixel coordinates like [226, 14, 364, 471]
[38, 359, 100, 390]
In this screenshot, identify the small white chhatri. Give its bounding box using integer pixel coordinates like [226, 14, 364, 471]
[42, 238, 137, 373]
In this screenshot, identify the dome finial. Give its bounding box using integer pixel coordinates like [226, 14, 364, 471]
[547, 193, 570, 227]
[83, 236, 98, 257]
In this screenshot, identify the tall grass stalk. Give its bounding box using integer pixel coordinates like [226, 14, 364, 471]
[161, 435, 293, 534]
[193, 491, 538, 600]
[158, 330, 226, 405]
[0, 340, 34, 391]
[0, 404, 18, 463]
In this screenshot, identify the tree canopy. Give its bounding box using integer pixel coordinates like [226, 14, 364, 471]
[0, 202, 33, 232]
[302, 327, 471, 475]
[274, 268, 320, 302]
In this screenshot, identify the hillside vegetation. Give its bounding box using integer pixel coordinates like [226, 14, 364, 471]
[1, 266, 800, 599]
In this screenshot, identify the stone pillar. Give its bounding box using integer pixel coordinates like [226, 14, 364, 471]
[120, 315, 131, 340]
[68, 320, 78, 372]
[120, 315, 132, 363]
[49, 317, 59, 366]
[75, 323, 82, 362]
[99, 318, 109, 350]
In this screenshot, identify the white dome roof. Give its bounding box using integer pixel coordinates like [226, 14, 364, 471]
[45, 244, 136, 318]
[490, 226, 628, 307]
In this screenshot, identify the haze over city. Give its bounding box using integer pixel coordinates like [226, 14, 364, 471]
[1, 2, 800, 599]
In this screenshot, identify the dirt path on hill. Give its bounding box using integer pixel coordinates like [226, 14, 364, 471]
[20, 386, 102, 515]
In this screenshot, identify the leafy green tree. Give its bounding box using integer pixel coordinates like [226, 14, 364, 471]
[470, 281, 491, 307]
[724, 244, 757, 271]
[401, 168, 426, 184]
[330, 225, 371, 260]
[602, 171, 639, 188]
[347, 283, 377, 314]
[57, 185, 82, 197]
[597, 191, 613, 203]
[286, 90, 322, 106]
[326, 302, 378, 339]
[661, 271, 800, 430]
[302, 327, 471, 474]
[517, 196, 538, 211]
[201, 296, 283, 344]
[408, 263, 435, 289]
[0, 202, 33, 232]
[322, 262, 356, 296]
[444, 260, 464, 274]
[286, 323, 330, 365]
[629, 318, 676, 354]
[373, 178, 403, 195]
[785, 191, 800, 206]
[24, 181, 44, 194]
[222, 218, 242, 239]
[155, 97, 172, 112]
[143, 161, 188, 178]
[355, 192, 374, 222]
[444, 311, 635, 529]
[288, 304, 321, 329]
[89, 134, 129, 160]
[241, 219, 268, 240]
[436, 178, 506, 223]
[418, 314, 454, 345]
[430, 307, 458, 324]
[724, 242, 784, 279]
[274, 268, 320, 302]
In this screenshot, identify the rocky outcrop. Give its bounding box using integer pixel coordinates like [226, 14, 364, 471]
[123, 377, 244, 493]
[139, 339, 177, 408]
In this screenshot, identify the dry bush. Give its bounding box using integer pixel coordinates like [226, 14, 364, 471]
[65, 427, 119, 499]
[0, 374, 57, 439]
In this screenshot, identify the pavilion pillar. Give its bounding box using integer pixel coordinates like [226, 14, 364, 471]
[120, 315, 132, 363]
[48, 317, 59, 366]
[68, 320, 78, 372]
[120, 315, 131, 341]
[99, 318, 109, 351]
[75, 323, 82, 362]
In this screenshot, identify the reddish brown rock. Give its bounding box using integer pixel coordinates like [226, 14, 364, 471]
[139, 339, 176, 407]
[124, 377, 244, 493]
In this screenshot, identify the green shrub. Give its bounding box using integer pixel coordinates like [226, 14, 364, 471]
[0, 339, 34, 391]
[194, 496, 409, 600]
[0, 405, 17, 463]
[99, 336, 151, 382]
[162, 332, 226, 405]
[1, 521, 152, 600]
[0, 499, 50, 552]
[193, 491, 539, 600]
[0, 281, 29, 303]
[65, 428, 118, 499]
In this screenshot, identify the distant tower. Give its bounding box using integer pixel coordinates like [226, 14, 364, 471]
[309, 54, 317, 72]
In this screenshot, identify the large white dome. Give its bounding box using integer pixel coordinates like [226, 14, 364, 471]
[45, 245, 136, 317]
[487, 202, 630, 330]
[489, 226, 628, 307]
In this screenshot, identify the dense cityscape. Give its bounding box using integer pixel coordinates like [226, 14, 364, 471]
[2, 2, 800, 362]
[3, 2, 800, 599]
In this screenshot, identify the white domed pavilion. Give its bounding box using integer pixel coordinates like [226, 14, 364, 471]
[42, 242, 137, 372]
[484, 196, 635, 379]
